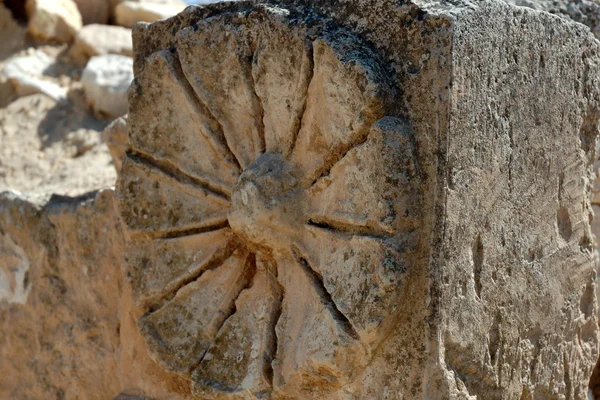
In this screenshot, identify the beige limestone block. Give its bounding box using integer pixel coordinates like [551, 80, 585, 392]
[115, 0, 186, 28]
[113, 0, 600, 399]
[25, 0, 82, 43]
[81, 54, 133, 118]
[71, 24, 133, 66]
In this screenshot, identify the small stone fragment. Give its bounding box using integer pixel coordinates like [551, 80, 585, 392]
[115, 1, 186, 28]
[25, 0, 82, 43]
[3, 49, 68, 101]
[70, 24, 133, 66]
[81, 54, 133, 118]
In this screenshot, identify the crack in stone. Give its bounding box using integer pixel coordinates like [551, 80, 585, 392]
[291, 248, 360, 342]
[307, 217, 394, 239]
[126, 151, 232, 201]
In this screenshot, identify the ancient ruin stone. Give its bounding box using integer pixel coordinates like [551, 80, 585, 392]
[115, 1, 600, 398]
[118, 5, 420, 398]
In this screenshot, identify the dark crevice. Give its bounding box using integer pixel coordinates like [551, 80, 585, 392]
[173, 50, 244, 172]
[472, 233, 484, 300]
[288, 45, 315, 158]
[291, 247, 360, 341]
[3, 0, 27, 23]
[148, 220, 231, 240]
[307, 217, 393, 239]
[248, 50, 267, 155]
[126, 151, 231, 201]
[264, 276, 284, 389]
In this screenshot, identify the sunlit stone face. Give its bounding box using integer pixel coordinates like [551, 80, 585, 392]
[228, 152, 306, 254]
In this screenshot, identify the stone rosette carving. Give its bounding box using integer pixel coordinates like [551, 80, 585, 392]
[117, 4, 420, 398]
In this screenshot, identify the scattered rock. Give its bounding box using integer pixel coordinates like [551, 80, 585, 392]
[102, 115, 128, 173]
[114, 1, 186, 28]
[82, 54, 133, 118]
[3, 49, 68, 101]
[25, 0, 82, 43]
[70, 24, 133, 66]
[73, 0, 109, 25]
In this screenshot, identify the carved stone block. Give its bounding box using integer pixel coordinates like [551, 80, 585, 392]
[117, 1, 600, 398]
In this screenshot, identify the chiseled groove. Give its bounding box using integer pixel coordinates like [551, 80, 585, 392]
[249, 49, 267, 155]
[189, 253, 258, 374]
[288, 43, 316, 158]
[291, 247, 360, 342]
[127, 150, 231, 200]
[151, 220, 231, 240]
[307, 217, 393, 239]
[174, 48, 244, 172]
[145, 236, 240, 313]
[265, 263, 284, 390]
[307, 125, 372, 188]
[287, 45, 315, 158]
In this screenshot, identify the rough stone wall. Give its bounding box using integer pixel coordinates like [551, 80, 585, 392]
[506, 0, 600, 39]
[0, 190, 123, 399]
[439, 2, 600, 398]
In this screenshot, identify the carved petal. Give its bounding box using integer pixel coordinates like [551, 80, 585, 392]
[252, 16, 313, 156]
[272, 254, 365, 397]
[298, 226, 409, 345]
[128, 50, 240, 194]
[128, 229, 238, 308]
[177, 19, 264, 169]
[139, 249, 254, 374]
[118, 155, 229, 234]
[308, 117, 420, 236]
[291, 34, 392, 185]
[191, 258, 282, 397]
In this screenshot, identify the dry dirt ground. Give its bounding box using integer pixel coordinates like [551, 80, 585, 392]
[0, 4, 116, 198]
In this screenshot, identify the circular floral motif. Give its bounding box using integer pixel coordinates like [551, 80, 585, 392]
[117, 4, 420, 398]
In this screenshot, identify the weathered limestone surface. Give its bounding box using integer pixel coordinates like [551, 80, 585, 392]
[1, 0, 600, 399]
[505, 0, 600, 39]
[0, 190, 123, 399]
[114, 1, 600, 399]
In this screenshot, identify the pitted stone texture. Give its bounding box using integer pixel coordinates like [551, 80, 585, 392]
[118, 4, 418, 399]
